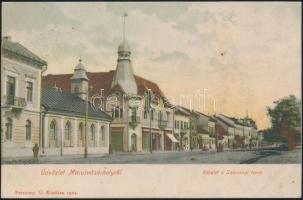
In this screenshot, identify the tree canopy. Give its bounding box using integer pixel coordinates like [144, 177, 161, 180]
[267, 95, 301, 145]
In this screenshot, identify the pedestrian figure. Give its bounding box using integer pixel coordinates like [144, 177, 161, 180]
[32, 144, 39, 159]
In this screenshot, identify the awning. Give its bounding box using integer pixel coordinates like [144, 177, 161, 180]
[166, 133, 179, 143]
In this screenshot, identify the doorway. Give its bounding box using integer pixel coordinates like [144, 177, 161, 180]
[131, 133, 137, 152]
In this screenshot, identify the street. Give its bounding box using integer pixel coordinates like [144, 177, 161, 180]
[2, 147, 301, 164]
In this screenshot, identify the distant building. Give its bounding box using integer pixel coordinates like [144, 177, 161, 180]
[173, 106, 191, 150]
[214, 114, 258, 148]
[195, 112, 216, 150]
[179, 106, 199, 150]
[1, 36, 47, 158]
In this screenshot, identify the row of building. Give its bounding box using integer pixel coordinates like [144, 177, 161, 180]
[1, 36, 262, 158]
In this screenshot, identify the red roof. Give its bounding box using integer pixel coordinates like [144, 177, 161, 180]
[42, 71, 164, 98]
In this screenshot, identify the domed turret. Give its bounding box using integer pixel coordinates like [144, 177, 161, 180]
[71, 58, 89, 100]
[71, 58, 88, 80]
[111, 13, 137, 95]
[111, 40, 137, 95]
[118, 40, 131, 53]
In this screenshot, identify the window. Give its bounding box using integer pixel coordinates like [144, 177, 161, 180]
[90, 124, 95, 140]
[101, 126, 105, 144]
[174, 120, 177, 129]
[26, 81, 33, 102]
[5, 118, 12, 141]
[151, 109, 154, 120]
[78, 123, 83, 140]
[114, 107, 123, 118]
[158, 111, 163, 121]
[6, 76, 15, 105]
[49, 120, 57, 140]
[181, 121, 184, 129]
[120, 108, 123, 118]
[131, 108, 137, 118]
[25, 120, 31, 141]
[144, 110, 147, 119]
[65, 122, 71, 140]
[166, 112, 170, 122]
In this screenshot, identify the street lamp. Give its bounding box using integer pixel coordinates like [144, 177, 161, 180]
[144, 89, 153, 153]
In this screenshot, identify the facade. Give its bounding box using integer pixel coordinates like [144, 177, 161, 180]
[42, 39, 174, 153]
[215, 114, 259, 148]
[213, 115, 235, 148]
[195, 112, 217, 150]
[173, 106, 191, 150]
[1, 37, 47, 158]
[179, 106, 199, 150]
[41, 87, 112, 156]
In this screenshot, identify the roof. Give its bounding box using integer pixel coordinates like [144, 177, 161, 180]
[42, 87, 112, 121]
[195, 111, 217, 122]
[43, 71, 164, 98]
[219, 114, 250, 126]
[174, 106, 191, 116]
[118, 40, 131, 52]
[71, 59, 89, 80]
[213, 115, 235, 128]
[2, 37, 47, 67]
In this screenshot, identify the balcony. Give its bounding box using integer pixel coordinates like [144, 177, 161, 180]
[3, 95, 26, 111]
[129, 116, 140, 129]
[158, 119, 168, 129]
[180, 128, 189, 136]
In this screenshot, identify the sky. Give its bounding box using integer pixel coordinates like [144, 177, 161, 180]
[2, 2, 301, 129]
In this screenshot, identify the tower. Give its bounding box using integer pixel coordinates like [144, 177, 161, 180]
[71, 58, 89, 100]
[111, 12, 138, 95]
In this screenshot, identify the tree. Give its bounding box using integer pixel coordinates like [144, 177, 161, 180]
[241, 117, 258, 129]
[263, 128, 288, 143]
[267, 95, 301, 150]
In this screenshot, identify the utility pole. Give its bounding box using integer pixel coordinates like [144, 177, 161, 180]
[84, 85, 92, 158]
[144, 89, 153, 153]
[150, 108, 152, 154]
[84, 87, 89, 158]
[148, 89, 153, 154]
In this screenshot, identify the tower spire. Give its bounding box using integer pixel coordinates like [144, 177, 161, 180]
[123, 12, 128, 42]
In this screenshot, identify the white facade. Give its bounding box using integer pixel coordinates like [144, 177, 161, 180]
[1, 38, 47, 158]
[42, 112, 110, 156]
[174, 109, 190, 150]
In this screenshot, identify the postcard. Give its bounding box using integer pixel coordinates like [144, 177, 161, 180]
[1, 1, 302, 198]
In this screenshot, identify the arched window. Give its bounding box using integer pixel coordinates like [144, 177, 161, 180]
[49, 120, 57, 140]
[25, 120, 31, 141]
[100, 125, 105, 144]
[65, 121, 71, 140]
[6, 118, 12, 141]
[49, 120, 58, 147]
[90, 124, 95, 140]
[78, 123, 83, 140]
